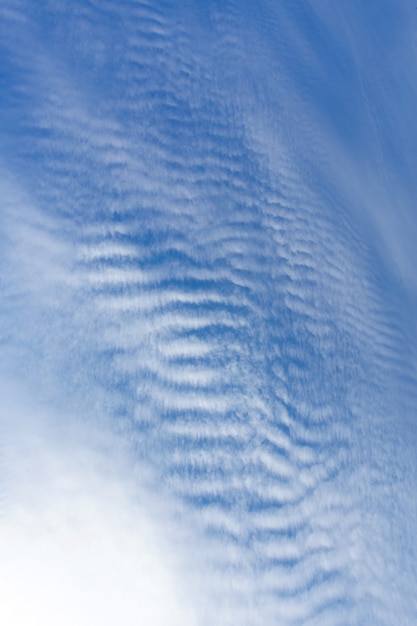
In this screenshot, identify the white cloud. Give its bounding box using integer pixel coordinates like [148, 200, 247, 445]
[0, 382, 199, 626]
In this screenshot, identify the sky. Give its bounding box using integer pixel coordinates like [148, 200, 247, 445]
[1, 1, 417, 625]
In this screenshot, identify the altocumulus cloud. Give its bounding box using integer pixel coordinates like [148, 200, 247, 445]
[1, 1, 417, 625]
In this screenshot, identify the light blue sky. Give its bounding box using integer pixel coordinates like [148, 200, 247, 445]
[1, 1, 417, 624]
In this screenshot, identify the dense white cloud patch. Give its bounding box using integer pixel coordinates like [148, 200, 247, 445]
[0, 382, 200, 626]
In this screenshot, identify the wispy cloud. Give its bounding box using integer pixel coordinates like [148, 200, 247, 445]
[1, 1, 417, 624]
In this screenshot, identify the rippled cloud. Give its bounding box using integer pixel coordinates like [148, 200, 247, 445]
[1, 1, 417, 624]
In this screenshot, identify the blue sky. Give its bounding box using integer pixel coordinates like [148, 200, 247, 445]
[1, 1, 417, 624]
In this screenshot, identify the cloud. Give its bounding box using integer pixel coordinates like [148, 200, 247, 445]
[1, 1, 417, 624]
[0, 381, 198, 626]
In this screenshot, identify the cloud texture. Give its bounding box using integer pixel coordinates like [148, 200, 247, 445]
[1, 1, 417, 624]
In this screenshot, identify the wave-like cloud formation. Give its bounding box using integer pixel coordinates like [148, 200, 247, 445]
[1, 1, 417, 624]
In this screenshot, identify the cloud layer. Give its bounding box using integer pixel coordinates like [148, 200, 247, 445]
[1, 1, 417, 624]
